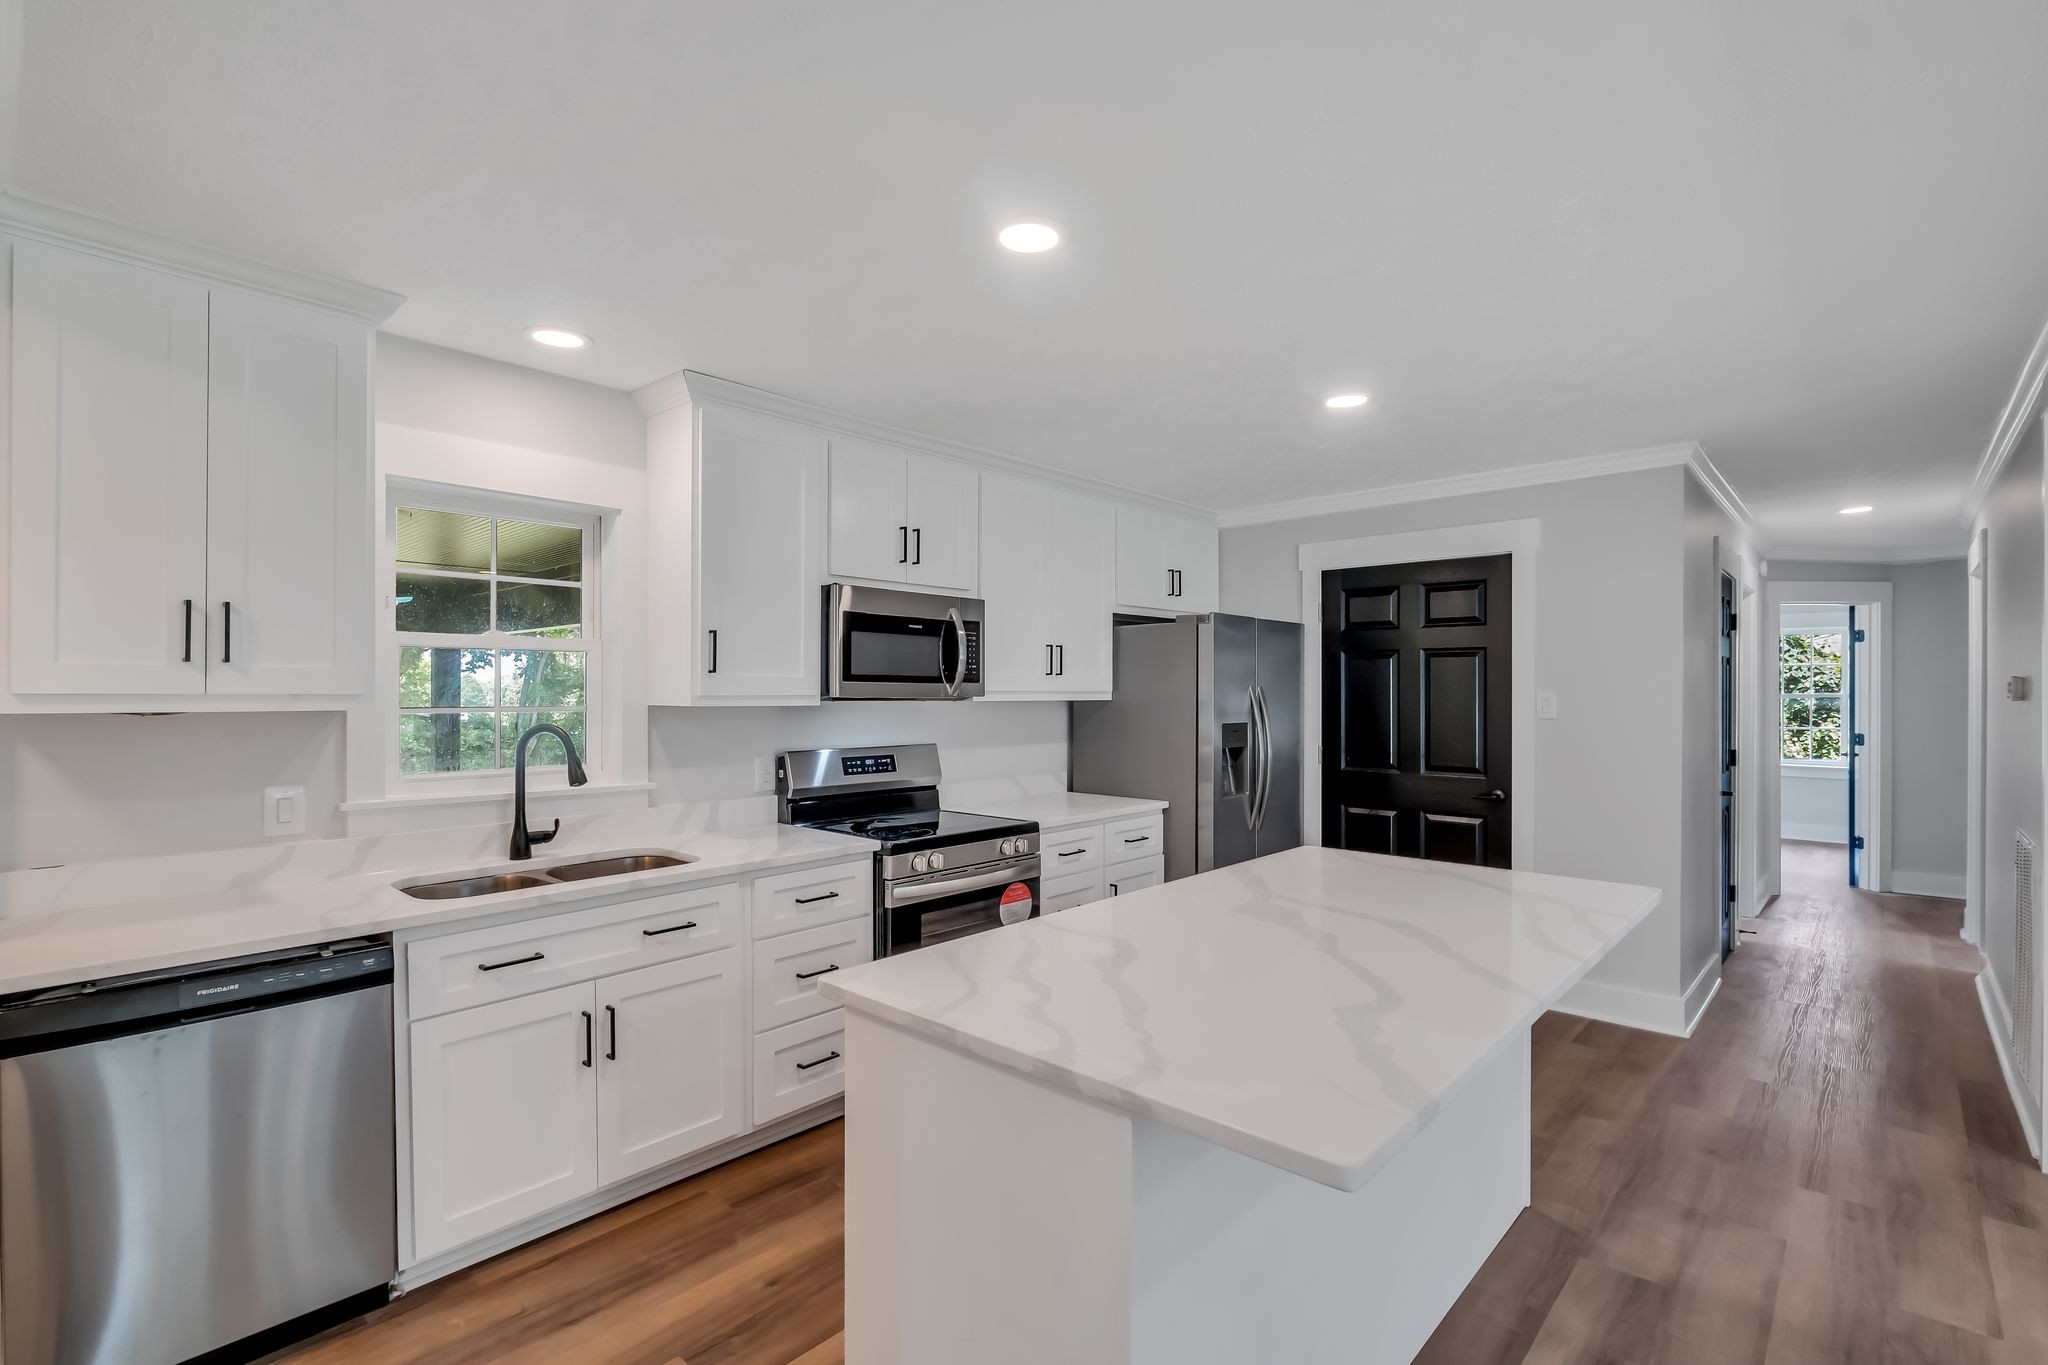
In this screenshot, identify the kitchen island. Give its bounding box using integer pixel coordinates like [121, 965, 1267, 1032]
[819, 844, 1659, 1365]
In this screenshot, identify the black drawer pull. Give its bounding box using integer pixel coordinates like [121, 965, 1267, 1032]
[1057, 847, 1087, 858]
[794, 963, 841, 980]
[478, 951, 544, 971]
[793, 891, 841, 905]
[581, 1010, 593, 1068]
[795, 1050, 841, 1071]
[605, 1004, 618, 1061]
[642, 921, 698, 937]
[1123, 835, 1150, 844]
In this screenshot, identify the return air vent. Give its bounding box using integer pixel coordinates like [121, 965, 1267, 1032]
[2017, 831, 2036, 1084]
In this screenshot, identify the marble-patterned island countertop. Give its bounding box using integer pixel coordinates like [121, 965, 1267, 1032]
[822, 844, 1659, 1191]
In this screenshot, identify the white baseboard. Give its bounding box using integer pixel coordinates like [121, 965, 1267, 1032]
[1889, 870, 1966, 900]
[1680, 956, 1723, 1036]
[1555, 955, 1723, 1038]
[1976, 968, 2041, 1163]
[1780, 823, 1848, 845]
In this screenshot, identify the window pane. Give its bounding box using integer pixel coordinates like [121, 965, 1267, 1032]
[497, 520, 583, 582]
[1784, 697, 1813, 728]
[397, 573, 491, 634]
[503, 711, 587, 768]
[497, 582, 582, 638]
[501, 650, 587, 708]
[399, 647, 495, 707]
[396, 507, 492, 574]
[400, 711, 497, 773]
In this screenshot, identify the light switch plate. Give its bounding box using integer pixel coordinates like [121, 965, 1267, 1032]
[1536, 691, 1558, 719]
[753, 757, 779, 795]
[264, 784, 306, 837]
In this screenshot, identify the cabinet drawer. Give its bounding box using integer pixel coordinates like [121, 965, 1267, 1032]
[406, 882, 742, 1020]
[1103, 814, 1163, 861]
[1105, 856, 1165, 897]
[1042, 823, 1104, 877]
[752, 859, 872, 939]
[751, 918, 872, 1032]
[752, 1010, 847, 1126]
[1042, 867, 1104, 914]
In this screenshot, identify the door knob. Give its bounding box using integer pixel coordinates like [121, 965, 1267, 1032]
[1480, 790, 1508, 804]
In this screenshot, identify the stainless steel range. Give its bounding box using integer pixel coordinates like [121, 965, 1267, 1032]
[777, 744, 1040, 957]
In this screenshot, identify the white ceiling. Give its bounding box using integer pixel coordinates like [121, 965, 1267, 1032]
[12, 0, 2048, 556]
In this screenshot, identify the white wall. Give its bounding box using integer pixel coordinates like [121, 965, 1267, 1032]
[1221, 464, 1699, 1026]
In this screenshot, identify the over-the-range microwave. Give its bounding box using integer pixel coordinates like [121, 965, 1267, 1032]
[823, 584, 983, 700]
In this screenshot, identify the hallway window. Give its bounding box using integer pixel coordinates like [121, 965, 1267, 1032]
[1780, 630, 1846, 761]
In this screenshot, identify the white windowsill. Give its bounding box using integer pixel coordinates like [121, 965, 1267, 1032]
[1781, 761, 1848, 777]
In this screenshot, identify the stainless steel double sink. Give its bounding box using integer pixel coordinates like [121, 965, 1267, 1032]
[399, 852, 694, 900]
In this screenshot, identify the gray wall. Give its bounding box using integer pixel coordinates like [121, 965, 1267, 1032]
[1769, 556, 1970, 888]
[1680, 471, 1741, 996]
[1220, 465, 1692, 1004]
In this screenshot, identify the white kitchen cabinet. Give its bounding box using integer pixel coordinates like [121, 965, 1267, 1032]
[645, 390, 827, 705]
[8, 240, 210, 694]
[204, 287, 372, 695]
[7, 237, 376, 700]
[409, 981, 602, 1260]
[595, 950, 745, 1186]
[828, 437, 978, 593]
[977, 473, 1114, 699]
[1115, 505, 1219, 617]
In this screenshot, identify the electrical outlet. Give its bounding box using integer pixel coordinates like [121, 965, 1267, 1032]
[753, 756, 779, 795]
[1536, 691, 1558, 719]
[264, 784, 306, 837]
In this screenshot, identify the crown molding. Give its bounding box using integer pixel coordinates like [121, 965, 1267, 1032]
[1761, 542, 1968, 567]
[1683, 444, 1766, 547]
[0, 188, 405, 324]
[1966, 309, 2048, 522]
[631, 367, 1217, 520]
[1213, 441, 1703, 528]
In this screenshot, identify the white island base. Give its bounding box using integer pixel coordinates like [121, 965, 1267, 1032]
[844, 1009, 1530, 1365]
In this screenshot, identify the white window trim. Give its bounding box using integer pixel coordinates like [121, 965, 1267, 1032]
[381, 480, 609, 801]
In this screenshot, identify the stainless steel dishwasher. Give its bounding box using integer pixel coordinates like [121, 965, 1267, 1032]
[0, 938, 396, 1365]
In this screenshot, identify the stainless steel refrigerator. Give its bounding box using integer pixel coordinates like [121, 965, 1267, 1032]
[1070, 614, 1303, 881]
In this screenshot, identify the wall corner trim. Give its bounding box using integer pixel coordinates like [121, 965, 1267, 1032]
[1966, 311, 2048, 525]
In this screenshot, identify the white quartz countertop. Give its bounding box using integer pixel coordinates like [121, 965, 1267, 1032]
[822, 845, 1659, 1191]
[0, 811, 874, 996]
[955, 790, 1166, 831]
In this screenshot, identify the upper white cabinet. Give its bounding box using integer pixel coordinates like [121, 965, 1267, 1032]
[6, 235, 378, 700]
[1116, 505, 1219, 616]
[645, 391, 827, 705]
[979, 473, 1114, 699]
[828, 437, 977, 594]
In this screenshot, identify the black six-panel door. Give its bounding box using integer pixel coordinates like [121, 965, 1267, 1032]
[1320, 555, 1513, 867]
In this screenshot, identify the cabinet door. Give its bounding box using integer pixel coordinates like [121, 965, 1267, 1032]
[1166, 516, 1220, 614]
[696, 404, 826, 699]
[409, 981, 599, 1260]
[205, 288, 372, 695]
[1115, 505, 1172, 612]
[977, 472, 1049, 694]
[905, 455, 978, 593]
[1043, 488, 1115, 695]
[827, 436, 910, 584]
[8, 239, 209, 694]
[595, 949, 744, 1186]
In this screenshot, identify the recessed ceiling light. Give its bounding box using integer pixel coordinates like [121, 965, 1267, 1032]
[1839, 505, 1873, 515]
[1325, 393, 1369, 409]
[527, 327, 589, 349]
[997, 219, 1062, 253]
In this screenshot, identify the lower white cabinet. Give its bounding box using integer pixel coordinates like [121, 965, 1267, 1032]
[753, 1010, 849, 1126]
[409, 981, 602, 1260]
[595, 950, 745, 1186]
[1037, 813, 1167, 914]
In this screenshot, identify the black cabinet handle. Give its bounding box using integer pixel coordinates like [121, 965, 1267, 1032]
[641, 921, 698, 936]
[899, 525, 909, 564]
[1057, 847, 1086, 858]
[912, 527, 922, 565]
[707, 628, 718, 674]
[221, 601, 232, 664]
[794, 963, 841, 980]
[478, 951, 545, 971]
[1055, 643, 1064, 676]
[793, 891, 840, 905]
[1046, 643, 1054, 676]
[795, 1050, 841, 1072]
[581, 1010, 593, 1068]
[1123, 835, 1150, 844]
[181, 599, 193, 663]
[1110, 883, 1120, 895]
[604, 1004, 618, 1061]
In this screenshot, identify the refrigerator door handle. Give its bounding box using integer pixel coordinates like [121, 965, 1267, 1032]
[1251, 683, 1273, 833]
[1245, 683, 1264, 830]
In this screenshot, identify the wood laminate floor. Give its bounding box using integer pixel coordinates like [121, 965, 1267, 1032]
[281, 840, 2044, 1365]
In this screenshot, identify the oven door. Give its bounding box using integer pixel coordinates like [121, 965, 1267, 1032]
[826, 584, 983, 700]
[878, 857, 1040, 956]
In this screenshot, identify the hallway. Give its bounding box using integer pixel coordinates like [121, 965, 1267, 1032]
[1418, 840, 2043, 1363]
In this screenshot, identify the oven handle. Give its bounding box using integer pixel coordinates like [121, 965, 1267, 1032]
[942, 606, 967, 698]
[884, 860, 1039, 909]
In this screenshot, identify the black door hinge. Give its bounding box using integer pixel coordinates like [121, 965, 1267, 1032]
[1726, 883, 1738, 903]
[1852, 628, 1867, 643]
[1852, 835, 1866, 850]
[1728, 748, 1737, 767]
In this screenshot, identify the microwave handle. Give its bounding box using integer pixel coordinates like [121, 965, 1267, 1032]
[942, 606, 967, 698]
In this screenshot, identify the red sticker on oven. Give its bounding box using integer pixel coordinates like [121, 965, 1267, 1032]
[999, 882, 1036, 924]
